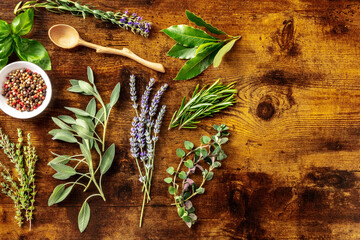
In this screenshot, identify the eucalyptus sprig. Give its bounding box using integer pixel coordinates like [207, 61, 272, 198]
[169, 79, 237, 129]
[14, 0, 152, 37]
[165, 124, 229, 227]
[0, 128, 38, 230]
[48, 66, 120, 233]
[162, 10, 241, 80]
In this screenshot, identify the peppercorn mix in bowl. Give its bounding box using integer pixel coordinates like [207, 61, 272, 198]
[0, 61, 52, 119]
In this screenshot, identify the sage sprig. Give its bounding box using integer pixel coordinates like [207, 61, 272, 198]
[0, 128, 38, 230]
[48, 66, 120, 233]
[129, 75, 167, 227]
[169, 79, 237, 129]
[162, 10, 241, 80]
[165, 124, 229, 227]
[14, 0, 152, 37]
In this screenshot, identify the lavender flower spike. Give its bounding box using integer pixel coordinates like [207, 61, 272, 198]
[154, 105, 166, 135]
[149, 83, 168, 117]
[129, 75, 138, 109]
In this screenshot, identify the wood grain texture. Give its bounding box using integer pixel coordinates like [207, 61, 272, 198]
[1, 0, 360, 239]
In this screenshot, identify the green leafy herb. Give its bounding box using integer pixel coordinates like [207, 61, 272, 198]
[165, 124, 230, 228]
[48, 67, 120, 233]
[0, 9, 51, 70]
[0, 128, 38, 230]
[169, 79, 237, 129]
[162, 10, 241, 80]
[14, 0, 152, 37]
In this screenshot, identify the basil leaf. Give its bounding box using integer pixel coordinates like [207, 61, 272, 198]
[0, 57, 8, 70]
[185, 10, 227, 36]
[0, 36, 14, 59]
[109, 82, 120, 107]
[13, 37, 51, 70]
[161, 25, 219, 48]
[167, 43, 197, 59]
[11, 9, 34, 36]
[213, 39, 238, 68]
[0, 20, 11, 41]
[48, 184, 65, 206]
[174, 42, 223, 80]
[78, 201, 91, 233]
[99, 143, 115, 175]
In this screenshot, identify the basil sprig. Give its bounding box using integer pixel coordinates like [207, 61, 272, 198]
[0, 9, 51, 70]
[162, 10, 241, 80]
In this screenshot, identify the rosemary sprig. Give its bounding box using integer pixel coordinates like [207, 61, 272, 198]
[0, 128, 38, 230]
[169, 79, 237, 130]
[14, 0, 152, 37]
[164, 124, 230, 227]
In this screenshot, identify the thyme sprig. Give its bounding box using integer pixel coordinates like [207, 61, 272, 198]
[169, 79, 237, 129]
[14, 0, 152, 37]
[0, 128, 38, 230]
[164, 124, 229, 227]
[48, 66, 120, 233]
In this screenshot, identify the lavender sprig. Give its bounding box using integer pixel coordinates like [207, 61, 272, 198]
[128, 75, 167, 227]
[14, 0, 152, 37]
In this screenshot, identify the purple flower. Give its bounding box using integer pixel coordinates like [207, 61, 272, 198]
[153, 105, 166, 135]
[120, 18, 126, 23]
[149, 83, 168, 117]
[124, 10, 128, 15]
[129, 75, 138, 109]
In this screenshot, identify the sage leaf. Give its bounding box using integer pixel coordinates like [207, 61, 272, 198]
[166, 166, 175, 175]
[164, 177, 172, 184]
[72, 125, 92, 139]
[52, 172, 71, 180]
[167, 43, 197, 59]
[55, 185, 73, 204]
[48, 155, 71, 165]
[13, 37, 51, 70]
[58, 115, 76, 125]
[110, 82, 121, 107]
[79, 143, 92, 167]
[174, 42, 223, 80]
[0, 36, 13, 59]
[201, 136, 211, 144]
[0, 57, 8, 70]
[179, 171, 187, 180]
[0, 20, 11, 41]
[195, 187, 205, 194]
[49, 129, 77, 143]
[176, 148, 186, 158]
[76, 115, 95, 132]
[184, 141, 194, 150]
[78, 80, 94, 95]
[86, 98, 96, 116]
[78, 201, 91, 233]
[67, 85, 83, 93]
[75, 119, 90, 130]
[65, 107, 91, 117]
[185, 10, 227, 36]
[11, 9, 34, 36]
[169, 186, 176, 195]
[213, 39, 238, 68]
[99, 143, 115, 175]
[184, 159, 193, 168]
[161, 25, 219, 48]
[52, 117, 73, 131]
[49, 163, 77, 176]
[48, 184, 65, 206]
[87, 66, 94, 84]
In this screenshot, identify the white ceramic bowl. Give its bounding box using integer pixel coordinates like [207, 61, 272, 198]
[0, 61, 52, 119]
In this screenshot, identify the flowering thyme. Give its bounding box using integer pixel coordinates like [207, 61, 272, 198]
[128, 75, 168, 227]
[0, 128, 38, 230]
[14, 0, 152, 37]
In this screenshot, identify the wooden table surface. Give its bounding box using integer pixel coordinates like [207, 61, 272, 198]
[1, 0, 360, 239]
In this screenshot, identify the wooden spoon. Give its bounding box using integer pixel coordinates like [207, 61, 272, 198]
[48, 24, 165, 73]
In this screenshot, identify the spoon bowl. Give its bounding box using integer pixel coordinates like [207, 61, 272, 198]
[48, 24, 165, 73]
[48, 24, 80, 49]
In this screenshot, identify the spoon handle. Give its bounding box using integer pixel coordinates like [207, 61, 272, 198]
[79, 40, 165, 73]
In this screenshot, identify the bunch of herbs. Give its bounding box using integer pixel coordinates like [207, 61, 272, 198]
[48, 66, 120, 233]
[0, 128, 38, 230]
[164, 124, 230, 227]
[169, 79, 237, 129]
[162, 10, 241, 80]
[0, 9, 51, 70]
